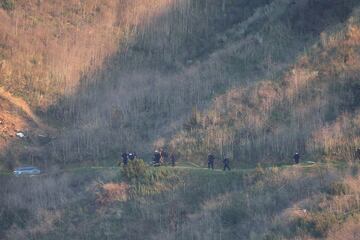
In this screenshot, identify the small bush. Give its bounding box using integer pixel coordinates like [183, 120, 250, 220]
[122, 159, 148, 182]
[1, 0, 15, 10]
[143, 167, 173, 184]
[122, 159, 176, 185]
[96, 182, 130, 204]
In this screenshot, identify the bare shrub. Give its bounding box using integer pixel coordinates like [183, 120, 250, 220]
[96, 182, 130, 204]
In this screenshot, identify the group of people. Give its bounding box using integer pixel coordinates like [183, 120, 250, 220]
[121, 151, 137, 166]
[207, 154, 231, 171]
[120, 147, 360, 169]
[153, 149, 176, 167]
[121, 149, 176, 167]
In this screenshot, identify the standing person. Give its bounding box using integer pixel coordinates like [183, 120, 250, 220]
[355, 148, 360, 161]
[122, 152, 129, 166]
[153, 150, 161, 166]
[170, 153, 176, 167]
[128, 152, 137, 161]
[223, 157, 231, 171]
[160, 148, 168, 164]
[293, 152, 300, 164]
[208, 154, 215, 170]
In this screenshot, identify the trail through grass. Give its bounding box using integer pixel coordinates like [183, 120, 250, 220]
[0, 160, 339, 177]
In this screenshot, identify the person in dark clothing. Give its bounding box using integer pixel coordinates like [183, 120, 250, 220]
[160, 149, 168, 164]
[128, 152, 137, 161]
[170, 154, 176, 167]
[293, 152, 300, 164]
[223, 158, 231, 171]
[153, 150, 161, 166]
[208, 154, 215, 170]
[121, 152, 129, 166]
[355, 148, 360, 160]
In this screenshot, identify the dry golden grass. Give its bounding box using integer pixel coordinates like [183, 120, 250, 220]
[327, 217, 360, 240]
[169, 4, 360, 165]
[0, 0, 182, 166]
[284, 68, 319, 99]
[346, 25, 360, 45]
[0, 0, 176, 108]
[310, 111, 360, 162]
[96, 182, 130, 204]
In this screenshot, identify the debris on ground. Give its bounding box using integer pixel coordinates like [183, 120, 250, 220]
[16, 132, 25, 138]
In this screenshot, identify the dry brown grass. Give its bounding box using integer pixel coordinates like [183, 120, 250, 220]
[0, 97, 30, 157]
[327, 217, 360, 240]
[169, 4, 360, 166]
[0, 0, 177, 108]
[0, 0, 121, 105]
[96, 182, 130, 204]
[310, 111, 360, 162]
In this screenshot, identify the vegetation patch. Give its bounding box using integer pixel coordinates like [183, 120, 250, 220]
[96, 182, 130, 204]
[119, 159, 180, 197]
[0, 0, 15, 10]
[0, 208, 30, 237]
[326, 181, 351, 196]
[292, 212, 338, 238]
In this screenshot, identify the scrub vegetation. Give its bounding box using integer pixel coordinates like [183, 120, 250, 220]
[1, 0, 360, 239]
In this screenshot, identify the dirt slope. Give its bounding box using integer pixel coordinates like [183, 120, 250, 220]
[0, 87, 47, 129]
[0, 87, 54, 169]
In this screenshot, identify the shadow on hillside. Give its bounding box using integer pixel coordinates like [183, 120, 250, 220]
[2, 0, 359, 168]
[45, 0, 359, 165]
[172, 1, 360, 166]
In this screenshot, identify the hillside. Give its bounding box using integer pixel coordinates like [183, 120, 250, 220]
[1, 162, 360, 239]
[1, 0, 358, 167]
[36, 0, 360, 165]
[1, 0, 360, 239]
[171, 8, 360, 166]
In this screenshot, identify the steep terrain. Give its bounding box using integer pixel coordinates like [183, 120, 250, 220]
[43, 0, 360, 165]
[1, 0, 357, 167]
[0, 87, 47, 128]
[1, 0, 360, 239]
[0, 0, 123, 167]
[171, 10, 360, 166]
[1, 0, 192, 166]
[0, 96, 30, 151]
[0, 85, 53, 169]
